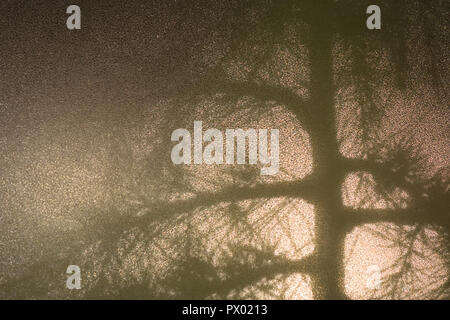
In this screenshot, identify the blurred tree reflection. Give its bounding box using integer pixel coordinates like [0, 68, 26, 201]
[1, 0, 448, 299]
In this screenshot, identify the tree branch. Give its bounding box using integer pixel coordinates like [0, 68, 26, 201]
[137, 178, 317, 225]
[343, 207, 447, 228]
[213, 253, 316, 298]
[342, 157, 386, 174]
[195, 78, 311, 126]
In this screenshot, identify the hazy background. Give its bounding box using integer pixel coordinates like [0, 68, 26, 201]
[0, 0, 448, 299]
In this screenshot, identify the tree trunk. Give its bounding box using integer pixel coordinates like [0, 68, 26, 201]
[306, 0, 348, 299]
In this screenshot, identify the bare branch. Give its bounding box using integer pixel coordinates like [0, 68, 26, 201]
[136, 178, 317, 225]
[193, 77, 311, 125]
[344, 207, 447, 228]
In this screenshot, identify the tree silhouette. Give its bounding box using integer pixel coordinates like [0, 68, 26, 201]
[1, 0, 448, 299]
